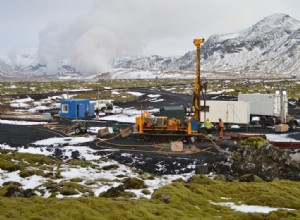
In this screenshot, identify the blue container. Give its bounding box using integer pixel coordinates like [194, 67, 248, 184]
[60, 99, 93, 119]
[191, 120, 199, 131]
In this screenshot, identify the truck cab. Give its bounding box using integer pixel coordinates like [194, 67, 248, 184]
[91, 100, 114, 112]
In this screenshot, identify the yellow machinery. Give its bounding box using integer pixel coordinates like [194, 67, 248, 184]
[193, 38, 205, 121]
[135, 38, 205, 139]
[135, 110, 192, 135]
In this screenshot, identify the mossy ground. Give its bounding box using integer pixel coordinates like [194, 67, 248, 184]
[1, 150, 300, 219]
[0, 177, 300, 219]
[0, 78, 299, 99]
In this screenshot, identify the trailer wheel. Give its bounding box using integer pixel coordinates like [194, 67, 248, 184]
[260, 116, 267, 127]
[75, 128, 81, 135]
[267, 117, 275, 126]
[288, 120, 297, 131]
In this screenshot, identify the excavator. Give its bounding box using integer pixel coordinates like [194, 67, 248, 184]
[134, 38, 206, 141]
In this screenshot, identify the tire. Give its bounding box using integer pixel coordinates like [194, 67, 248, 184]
[101, 107, 106, 112]
[289, 120, 297, 131]
[267, 117, 275, 126]
[260, 116, 267, 127]
[75, 128, 81, 135]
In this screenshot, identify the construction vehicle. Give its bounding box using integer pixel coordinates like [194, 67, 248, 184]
[134, 39, 206, 141]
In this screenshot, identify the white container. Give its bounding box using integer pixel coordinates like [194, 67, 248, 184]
[199, 100, 250, 124]
[238, 93, 288, 116]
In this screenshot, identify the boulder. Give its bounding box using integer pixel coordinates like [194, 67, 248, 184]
[71, 150, 80, 159]
[4, 186, 35, 198]
[215, 139, 300, 181]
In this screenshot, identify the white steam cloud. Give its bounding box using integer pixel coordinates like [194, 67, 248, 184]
[38, 0, 208, 74]
[38, 0, 271, 75]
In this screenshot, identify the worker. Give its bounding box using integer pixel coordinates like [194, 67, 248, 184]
[204, 118, 213, 138]
[95, 108, 100, 120]
[218, 118, 224, 139]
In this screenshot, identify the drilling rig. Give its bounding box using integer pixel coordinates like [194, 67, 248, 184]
[134, 38, 206, 141]
[192, 38, 205, 122]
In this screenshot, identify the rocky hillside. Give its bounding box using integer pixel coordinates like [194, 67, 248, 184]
[1, 13, 300, 80]
[114, 14, 300, 77]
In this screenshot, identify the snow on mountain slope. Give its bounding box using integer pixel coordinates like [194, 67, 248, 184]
[112, 14, 300, 78]
[13, 48, 39, 67]
[1, 13, 300, 80]
[201, 14, 300, 75]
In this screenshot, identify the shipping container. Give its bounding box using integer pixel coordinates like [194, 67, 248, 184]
[60, 99, 94, 119]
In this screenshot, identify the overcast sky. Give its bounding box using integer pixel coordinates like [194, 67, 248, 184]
[1, 0, 300, 72]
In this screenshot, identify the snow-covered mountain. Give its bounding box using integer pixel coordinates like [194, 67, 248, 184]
[113, 13, 300, 78]
[1, 13, 300, 80]
[201, 13, 300, 76]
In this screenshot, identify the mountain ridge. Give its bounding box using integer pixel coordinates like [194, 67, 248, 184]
[1, 13, 300, 80]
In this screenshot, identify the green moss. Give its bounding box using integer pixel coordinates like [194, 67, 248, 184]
[19, 169, 44, 178]
[187, 175, 216, 185]
[99, 185, 136, 198]
[0, 160, 20, 171]
[0, 182, 22, 196]
[242, 137, 268, 149]
[0, 179, 300, 219]
[231, 151, 241, 161]
[66, 159, 92, 167]
[123, 178, 147, 189]
[42, 181, 93, 197]
[102, 164, 119, 170]
[239, 174, 264, 182]
[213, 175, 227, 182]
[70, 178, 83, 183]
[0, 151, 58, 171]
[142, 189, 151, 195]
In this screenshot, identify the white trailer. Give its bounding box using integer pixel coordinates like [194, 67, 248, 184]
[238, 92, 297, 129]
[199, 100, 251, 125]
[238, 93, 288, 117]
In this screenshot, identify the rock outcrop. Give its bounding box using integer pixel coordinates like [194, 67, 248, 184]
[215, 137, 300, 181]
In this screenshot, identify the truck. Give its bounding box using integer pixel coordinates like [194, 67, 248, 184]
[91, 99, 123, 115]
[238, 92, 298, 130]
[91, 100, 114, 112]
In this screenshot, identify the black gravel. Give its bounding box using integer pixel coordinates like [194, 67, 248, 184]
[0, 124, 63, 147]
[1, 86, 300, 176]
